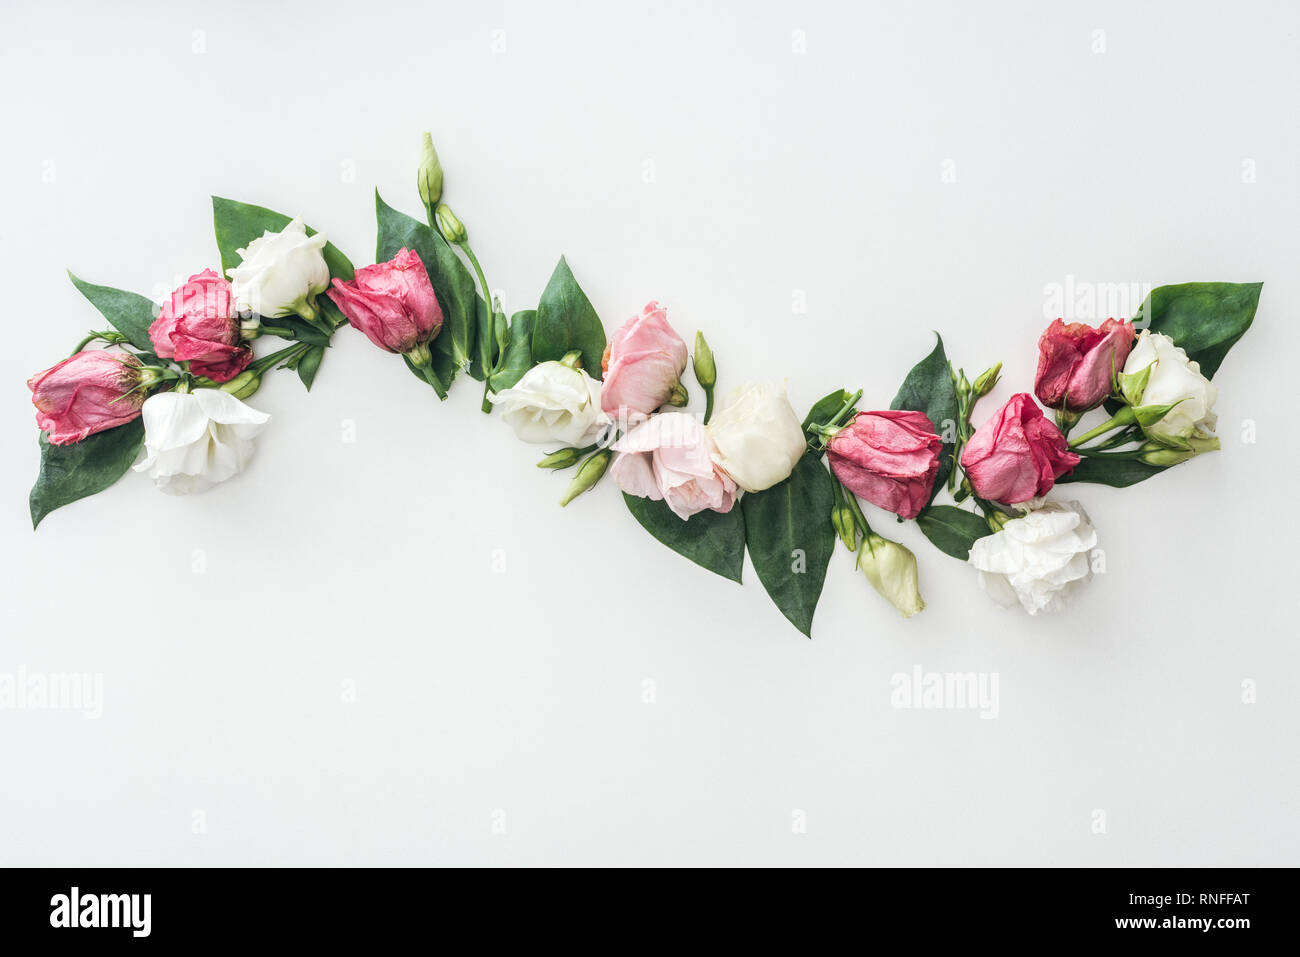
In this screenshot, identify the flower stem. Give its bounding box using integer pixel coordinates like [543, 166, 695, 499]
[1068, 406, 1137, 448]
[703, 386, 715, 424]
[247, 342, 310, 376]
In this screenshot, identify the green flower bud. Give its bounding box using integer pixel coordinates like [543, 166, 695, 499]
[537, 448, 583, 470]
[435, 203, 466, 245]
[1139, 433, 1220, 466]
[219, 369, 261, 400]
[971, 362, 1002, 398]
[693, 331, 716, 390]
[559, 449, 612, 506]
[417, 132, 444, 210]
[859, 535, 925, 618]
[666, 380, 689, 407]
[831, 504, 857, 551]
[239, 315, 262, 340]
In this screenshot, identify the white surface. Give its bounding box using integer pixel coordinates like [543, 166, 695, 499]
[1, 0, 1297, 866]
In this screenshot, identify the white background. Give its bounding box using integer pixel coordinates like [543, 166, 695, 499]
[2, 0, 1296, 866]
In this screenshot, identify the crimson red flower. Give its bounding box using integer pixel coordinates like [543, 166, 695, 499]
[1034, 318, 1134, 413]
[149, 269, 251, 382]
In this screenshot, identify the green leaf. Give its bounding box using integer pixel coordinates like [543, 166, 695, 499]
[891, 333, 958, 505]
[30, 420, 145, 529]
[623, 494, 745, 583]
[272, 315, 332, 347]
[802, 388, 853, 442]
[1056, 455, 1167, 488]
[740, 454, 835, 637]
[297, 344, 326, 390]
[211, 196, 353, 281]
[532, 256, 606, 379]
[488, 310, 536, 392]
[1136, 281, 1262, 379]
[375, 191, 478, 387]
[66, 272, 156, 352]
[916, 505, 991, 560]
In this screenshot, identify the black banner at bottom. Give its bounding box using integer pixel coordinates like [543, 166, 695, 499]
[0, 866, 1281, 943]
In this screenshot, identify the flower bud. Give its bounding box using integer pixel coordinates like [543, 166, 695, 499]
[831, 503, 857, 551]
[435, 203, 466, 245]
[537, 447, 583, 470]
[1138, 433, 1220, 466]
[859, 534, 925, 618]
[417, 132, 444, 210]
[559, 449, 612, 506]
[219, 369, 262, 400]
[693, 331, 716, 390]
[666, 380, 689, 407]
[971, 362, 1002, 398]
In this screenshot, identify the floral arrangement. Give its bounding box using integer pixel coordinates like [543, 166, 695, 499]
[26, 135, 1262, 635]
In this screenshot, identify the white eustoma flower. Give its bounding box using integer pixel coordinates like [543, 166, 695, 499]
[707, 381, 806, 492]
[133, 389, 271, 494]
[968, 500, 1097, 614]
[489, 361, 610, 446]
[227, 217, 330, 319]
[1120, 331, 1218, 440]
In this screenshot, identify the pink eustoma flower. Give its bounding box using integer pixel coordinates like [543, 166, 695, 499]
[609, 412, 738, 520]
[961, 393, 1080, 504]
[28, 350, 146, 445]
[827, 410, 942, 520]
[1034, 318, 1135, 413]
[600, 301, 688, 421]
[149, 269, 251, 383]
[326, 248, 443, 354]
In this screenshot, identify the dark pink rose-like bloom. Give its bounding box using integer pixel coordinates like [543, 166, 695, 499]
[600, 301, 688, 420]
[326, 248, 443, 354]
[1034, 318, 1135, 413]
[961, 393, 1080, 504]
[28, 350, 145, 445]
[827, 410, 942, 520]
[149, 269, 251, 383]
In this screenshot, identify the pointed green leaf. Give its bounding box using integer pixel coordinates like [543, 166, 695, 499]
[532, 256, 606, 379]
[891, 334, 958, 505]
[297, 344, 326, 390]
[1056, 456, 1167, 488]
[623, 494, 745, 583]
[915, 505, 991, 560]
[66, 273, 156, 352]
[802, 388, 853, 443]
[1136, 281, 1262, 379]
[30, 420, 145, 529]
[740, 454, 835, 637]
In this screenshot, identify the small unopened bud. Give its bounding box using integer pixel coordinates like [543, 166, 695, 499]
[666, 380, 689, 407]
[138, 366, 167, 392]
[560, 449, 611, 506]
[240, 315, 262, 340]
[417, 132, 444, 210]
[219, 369, 261, 400]
[831, 504, 857, 551]
[693, 331, 716, 390]
[971, 362, 1002, 398]
[1139, 434, 1220, 466]
[435, 203, 466, 245]
[537, 448, 583, 470]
